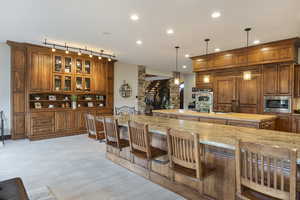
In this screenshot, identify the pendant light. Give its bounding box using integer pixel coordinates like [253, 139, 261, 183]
[51, 44, 56, 52]
[243, 28, 252, 80]
[174, 46, 180, 85]
[203, 38, 210, 83]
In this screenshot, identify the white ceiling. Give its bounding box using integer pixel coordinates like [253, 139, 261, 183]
[0, 0, 300, 73]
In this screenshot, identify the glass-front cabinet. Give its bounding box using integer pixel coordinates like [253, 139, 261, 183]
[76, 59, 83, 74]
[84, 60, 91, 74]
[64, 57, 72, 73]
[64, 76, 72, 92]
[75, 77, 83, 91]
[84, 77, 91, 92]
[54, 74, 62, 91]
[52, 54, 93, 92]
[54, 56, 63, 73]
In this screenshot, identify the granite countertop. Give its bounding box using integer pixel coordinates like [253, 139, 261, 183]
[152, 109, 277, 123]
[116, 115, 300, 158]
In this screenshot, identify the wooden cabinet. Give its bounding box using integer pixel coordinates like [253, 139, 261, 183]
[276, 114, 291, 132]
[294, 65, 300, 97]
[292, 115, 300, 133]
[263, 63, 292, 95]
[30, 112, 54, 136]
[28, 48, 52, 92]
[55, 111, 75, 132]
[192, 38, 299, 72]
[214, 76, 236, 112]
[237, 73, 260, 113]
[94, 60, 107, 93]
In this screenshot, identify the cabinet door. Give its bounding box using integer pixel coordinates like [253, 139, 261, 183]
[292, 116, 300, 133]
[29, 49, 52, 92]
[263, 64, 278, 95]
[237, 74, 260, 114]
[295, 65, 300, 97]
[276, 114, 291, 132]
[278, 64, 291, 95]
[55, 111, 75, 132]
[94, 61, 107, 93]
[75, 111, 87, 131]
[214, 76, 236, 112]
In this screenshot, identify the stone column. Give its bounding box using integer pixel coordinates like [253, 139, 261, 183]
[137, 65, 146, 114]
[169, 72, 180, 109]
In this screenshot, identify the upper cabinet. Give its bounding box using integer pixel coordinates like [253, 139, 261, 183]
[93, 60, 107, 94]
[28, 48, 52, 92]
[262, 63, 292, 96]
[192, 38, 299, 72]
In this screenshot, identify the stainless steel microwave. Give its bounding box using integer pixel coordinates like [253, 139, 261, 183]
[264, 96, 291, 113]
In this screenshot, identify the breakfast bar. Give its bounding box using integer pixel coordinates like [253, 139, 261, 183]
[152, 109, 278, 130]
[105, 115, 300, 200]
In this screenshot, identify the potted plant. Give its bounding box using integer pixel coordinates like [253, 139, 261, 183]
[71, 95, 78, 109]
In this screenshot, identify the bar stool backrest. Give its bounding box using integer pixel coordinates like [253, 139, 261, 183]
[166, 128, 202, 179]
[235, 140, 297, 200]
[115, 106, 137, 115]
[85, 114, 97, 136]
[103, 117, 119, 143]
[127, 120, 151, 159]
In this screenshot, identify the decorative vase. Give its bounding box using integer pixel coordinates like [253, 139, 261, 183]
[72, 101, 77, 110]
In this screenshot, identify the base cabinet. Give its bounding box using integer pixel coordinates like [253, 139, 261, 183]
[276, 114, 292, 132]
[292, 115, 300, 133]
[29, 109, 112, 140]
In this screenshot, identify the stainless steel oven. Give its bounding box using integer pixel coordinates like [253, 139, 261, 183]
[264, 96, 291, 113]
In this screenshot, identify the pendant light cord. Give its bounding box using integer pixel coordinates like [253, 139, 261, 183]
[244, 28, 251, 66]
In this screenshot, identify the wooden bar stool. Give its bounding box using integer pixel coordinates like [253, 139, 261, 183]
[103, 116, 129, 153]
[166, 128, 215, 194]
[235, 140, 297, 200]
[127, 120, 167, 171]
[85, 114, 105, 141]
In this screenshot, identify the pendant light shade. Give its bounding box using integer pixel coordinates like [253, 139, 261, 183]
[243, 28, 252, 80]
[174, 46, 180, 85]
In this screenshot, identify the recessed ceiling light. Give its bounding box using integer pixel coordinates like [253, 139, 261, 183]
[166, 29, 174, 35]
[185, 54, 190, 58]
[182, 65, 187, 69]
[214, 48, 220, 52]
[130, 14, 139, 21]
[211, 11, 221, 18]
[253, 40, 260, 44]
[136, 40, 143, 45]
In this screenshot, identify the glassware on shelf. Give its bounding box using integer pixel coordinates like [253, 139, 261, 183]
[54, 56, 62, 72]
[64, 76, 72, 91]
[76, 77, 83, 91]
[84, 60, 91, 74]
[54, 75, 62, 91]
[76, 59, 83, 73]
[65, 57, 72, 73]
[85, 78, 91, 91]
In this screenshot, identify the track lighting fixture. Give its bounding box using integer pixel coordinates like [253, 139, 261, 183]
[43, 39, 116, 60]
[51, 44, 56, 52]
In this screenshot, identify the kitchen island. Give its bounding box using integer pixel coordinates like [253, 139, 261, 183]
[105, 115, 300, 200]
[152, 109, 277, 129]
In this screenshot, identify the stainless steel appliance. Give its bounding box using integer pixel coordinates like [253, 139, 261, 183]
[195, 90, 213, 113]
[264, 96, 291, 113]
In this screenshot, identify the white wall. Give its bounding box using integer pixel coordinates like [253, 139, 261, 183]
[0, 43, 11, 135]
[114, 62, 138, 110]
[182, 73, 195, 109]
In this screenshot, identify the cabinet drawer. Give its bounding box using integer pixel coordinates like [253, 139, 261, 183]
[227, 120, 259, 128]
[199, 118, 227, 125]
[32, 126, 54, 134]
[32, 117, 54, 127]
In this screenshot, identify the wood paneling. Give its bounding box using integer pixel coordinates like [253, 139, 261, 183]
[94, 60, 106, 93]
[13, 93, 25, 113]
[13, 114, 26, 139]
[192, 38, 299, 72]
[12, 70, 25, 92]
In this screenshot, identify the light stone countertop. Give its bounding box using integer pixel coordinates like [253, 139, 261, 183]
[115, 115, 300, 160]
[152, 109, 277, 123]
